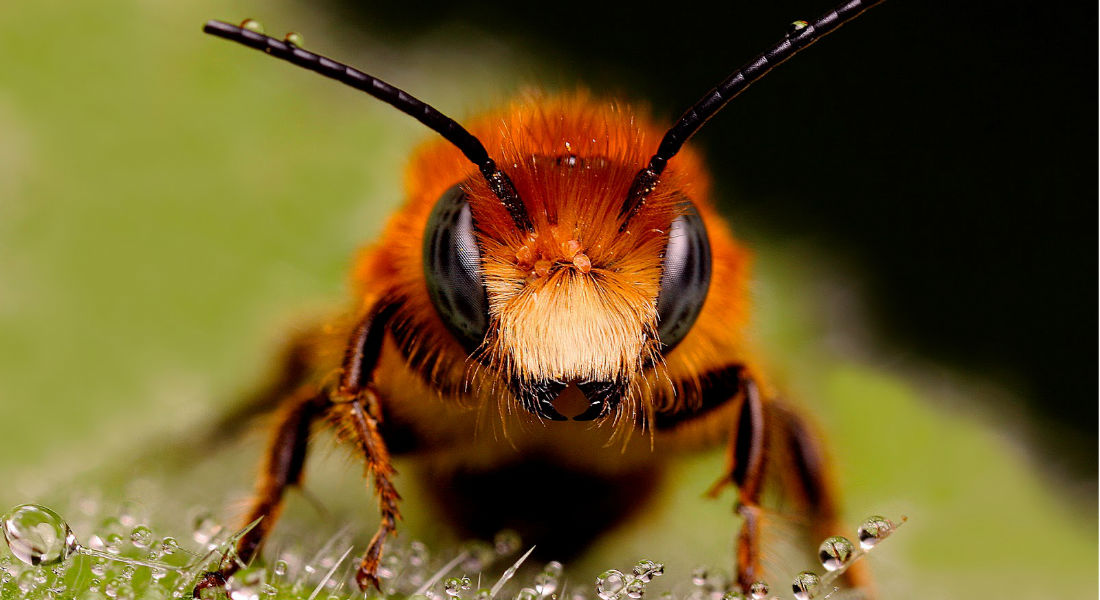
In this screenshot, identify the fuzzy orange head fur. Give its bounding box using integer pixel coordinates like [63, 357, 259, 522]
[356, 92, 752, 428]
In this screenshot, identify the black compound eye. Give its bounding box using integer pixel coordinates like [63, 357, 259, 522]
[656, 203, 712, 351]
[423, 185, 489, 353]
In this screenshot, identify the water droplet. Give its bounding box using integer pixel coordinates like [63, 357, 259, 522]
[544, 561, 564, 578]
[748, 581, 769, 599]
[117, 502, 146, 528]
[624, 580, 645, 599]
[789, 20, 809, 34]
[129, 526, 153, 549]
[159, 537, 180, 556]
[857, 515, 894, 549]
[631, 560, 662, 583]
[720, 592, 743, 600]
[240, 19, 265, 34]
[595, 569, 625, 600]
[515, 587, 538, 600]
[690, 566, 708, 587]
[284, 32, 305, 47]
[2, 504, 78, 566]
[461, 540, 495, 572]
[91, 558, 107, 577]
[191, 512, 222, 547]
[494, 530, 521, 555]
[791, 571, 820, 600]
[104, 533, 124, 554]
[444, 577, 468, 597]
[473, 588, 492, 600]
[534, 571, 558, 595]
[817, 535, 855, 571]
[228, 569, 264, 600]
[272, 559, 289, 578]
[408, 540, 429, 567]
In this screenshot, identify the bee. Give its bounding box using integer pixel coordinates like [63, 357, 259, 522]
[195, 0, 886, 596]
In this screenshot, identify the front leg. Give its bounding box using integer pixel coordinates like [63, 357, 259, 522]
[654, 367, 872, 596]
[327, 297, 403, 591]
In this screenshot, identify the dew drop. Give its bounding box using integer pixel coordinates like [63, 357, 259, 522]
[817, 535, 855, 571]
[534, 571, 558, 595]
[515, 587, 538, 600]
[272, 560, 289, 578]
[2, 504, 78, 566]
[624, 580, 645, 599]
[857, 516, 894, 549]
[473, 588, 492, 600]
[240, 19, 264, 34]
[129, 526, 153, 549]
[104, 533, 124, 554]
[444, 577, 465, 597]
[690, 566, 707, 587]
[284, 32, 305, 47]
[117, 501, 146, 528]
[192, 512, 222, 546]
[91, 558, 107, 577]
[791, 571, 820, 600]
[227, 569, 264, 600]
[748, 581, 769, 599]
[408, 540, 429, 567]
[595, 569, 625, 600]
[544, 560, 564, 579]
[461, 540, 495, 572]
[631, 560, 661, 583]
[789, 20, 809, 34]
[494, 530, 521, 555]
[720, 592, 743, 600]
[159, 537, 180, 556]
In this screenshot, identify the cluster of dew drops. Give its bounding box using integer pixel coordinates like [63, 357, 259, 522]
[0, 501, 897, 600]
[676, 515, 899, 600]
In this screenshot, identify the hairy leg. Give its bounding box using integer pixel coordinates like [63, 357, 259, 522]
[771, 403, 873, 594]
[327, 298, 402, 591]
[193, 387, 326, 597]
[654, 367, 873, 595]
[194, 297, 403, 596]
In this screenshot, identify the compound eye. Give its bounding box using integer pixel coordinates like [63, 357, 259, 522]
[656, 203, 712, 351]
[423, 185, 488, 353]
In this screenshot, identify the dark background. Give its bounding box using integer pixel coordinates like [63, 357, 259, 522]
[328, 0, 1096, 473]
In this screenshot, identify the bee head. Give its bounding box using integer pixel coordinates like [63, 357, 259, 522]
[422, 99, 712, 422]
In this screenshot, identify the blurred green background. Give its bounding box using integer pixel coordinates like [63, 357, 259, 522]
[0, 0, 1094, 598]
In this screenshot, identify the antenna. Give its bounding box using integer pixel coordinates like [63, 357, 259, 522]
[619, 0, 886, 226]
[202, 20, 534, 232]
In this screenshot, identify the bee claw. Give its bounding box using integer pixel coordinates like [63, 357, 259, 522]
[535, 401, 569, 421]
[572, 400, 607, 421]
[192, 571, 227, 598]
[515, 378, 569, 420]
[573, 380, 623, 421]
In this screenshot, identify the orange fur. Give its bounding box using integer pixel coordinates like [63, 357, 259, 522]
[352, 92, 753, 439]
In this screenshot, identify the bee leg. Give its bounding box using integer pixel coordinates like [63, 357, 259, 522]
[326, 298, 403, 592]
[330, 394, 401, 591]
[771, 403, 875, 596]
[729, 373, 768, 592]
[194, 386, 326, 597]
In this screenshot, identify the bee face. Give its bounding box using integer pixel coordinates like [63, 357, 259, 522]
[422, 144, 713, 421]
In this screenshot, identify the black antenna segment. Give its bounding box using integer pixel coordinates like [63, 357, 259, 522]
[202, 20, 534, 233]
[620, 0, 886, 226]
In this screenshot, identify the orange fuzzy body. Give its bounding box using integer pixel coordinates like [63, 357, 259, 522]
[331, 92, 754, 468]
